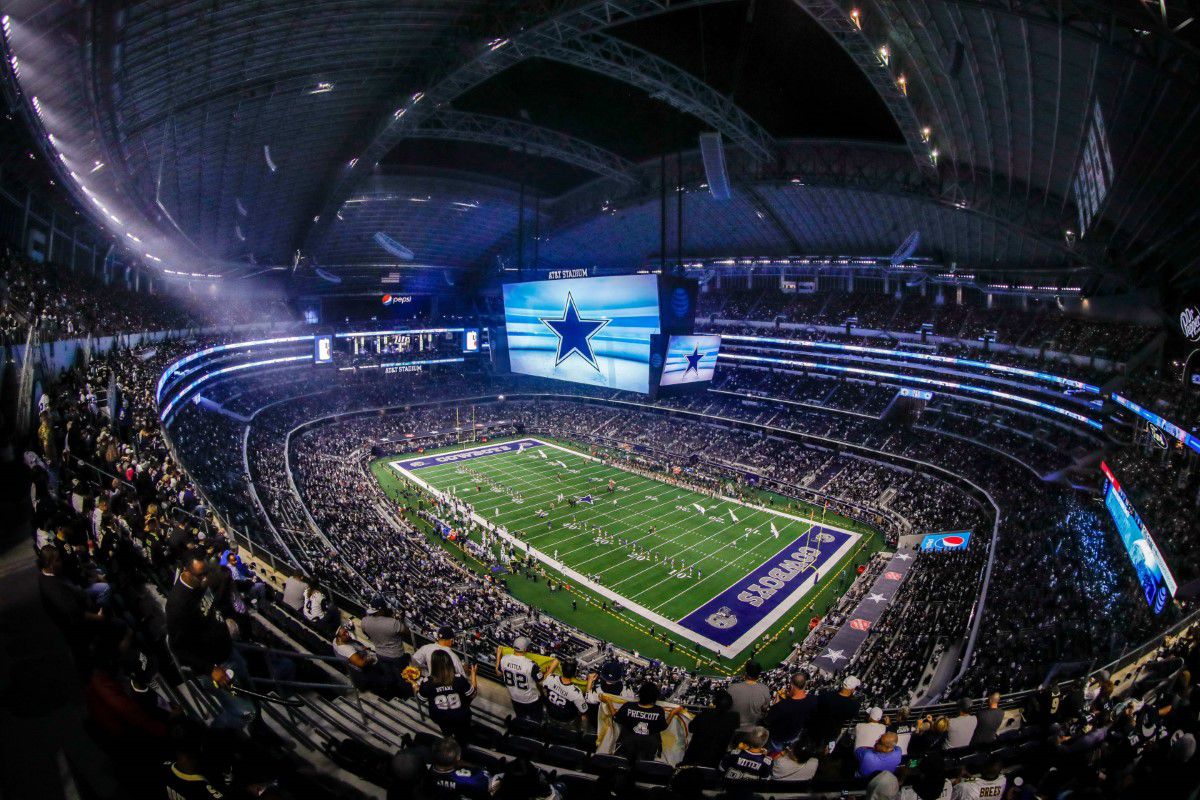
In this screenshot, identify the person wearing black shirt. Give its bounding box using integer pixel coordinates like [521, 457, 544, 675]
[165, 548, 254, 730]
[765, 673, 817, 751]
[813, 675, 862, 746]
[418, 650, 478, 746]
[605, 682, 682, 761]
[682, 690, 739, 767]
[38, 544, 98, 667]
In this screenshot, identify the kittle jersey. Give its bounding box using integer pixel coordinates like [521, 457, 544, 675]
[543, 678, 588, 721]
[499, 653, 543, 704]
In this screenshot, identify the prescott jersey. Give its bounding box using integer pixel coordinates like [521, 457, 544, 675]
[543, 677, 587, 721]
[951, 775, 1007, 800]
[499, 654, 543, 705]
[426, 765, 498, 799]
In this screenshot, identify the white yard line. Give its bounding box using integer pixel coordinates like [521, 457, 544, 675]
[389, 437, 863, 658]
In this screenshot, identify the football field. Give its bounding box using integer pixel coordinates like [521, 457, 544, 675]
[388, 437, 861, 658]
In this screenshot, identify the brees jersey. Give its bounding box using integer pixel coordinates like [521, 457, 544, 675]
[499, 653, 543, 705]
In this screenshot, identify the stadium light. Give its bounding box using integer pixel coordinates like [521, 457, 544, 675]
[850, 9, 861, 28]
[921, 126, 931, 142]
[878, 45, 889, 66]
[897, 74, 907, 95]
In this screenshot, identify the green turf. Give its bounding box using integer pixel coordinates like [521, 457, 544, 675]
[371, 436, 882, 674]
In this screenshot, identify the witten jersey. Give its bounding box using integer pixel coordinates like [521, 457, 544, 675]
[543, 678, 587, 721]
[499, 654, 543, 705]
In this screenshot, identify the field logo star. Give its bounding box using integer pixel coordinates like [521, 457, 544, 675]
[683, 345, 705, 375]
[540, 292, 610, 370]
[822, 648, 846, 663]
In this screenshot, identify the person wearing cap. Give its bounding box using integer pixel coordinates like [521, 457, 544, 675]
[362, 599, 409, 674]
[496, 636, 549, 720]
[413, 625, 467, 677]
[945, 698, 978, 749]
[854, 706, 888, 749]
[814, 675, 863, 746]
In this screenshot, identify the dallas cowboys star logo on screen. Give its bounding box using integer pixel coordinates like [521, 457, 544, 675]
[683, 345, 705, 376]
[539, 292, 611, 370]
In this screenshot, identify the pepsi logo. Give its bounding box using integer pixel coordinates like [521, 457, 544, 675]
[849, 618, 872, 631]
[884, 571, 902, 580]
[941, 535, 965, 547]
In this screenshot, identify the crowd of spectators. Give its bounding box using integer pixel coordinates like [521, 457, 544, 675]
[13, 308, 1200, 797]
[698, 286, 1158, 361]
[0, 245, 295, 344]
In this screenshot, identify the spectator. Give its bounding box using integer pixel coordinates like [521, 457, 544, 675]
[165, 547, 255, 731]
[971, 693, 1004, 746]
[899, 752, 950, 800]
[727, 661, 771, 728]
[424, 735, 499, 798]
[946, 698, 978, 749]
[418, 650, 478, 746]
[720, 726, 774, 781]
[605, 682, 682, 761]
[950, 758, 1006, 800]
[908, 717, 949, 758]
[854, 706, 887, 749]
[764, 672, 817, 751]
[332, 624, 406, 699]
[302, 580, 337, 634]
[162, 723, 227, 800]
[814, 675, 862, 745]
[542, 658, 591, 733]
[496, 636, 547, 721]
[360, 600, 410, 675]
[771, 738, 820, 782]
[413, 625, 467, 677]
[682, 690, 739, 767]
[866, 769, 901, 800]
[855, 732, 903, 779]
[37, 544, 105, 669]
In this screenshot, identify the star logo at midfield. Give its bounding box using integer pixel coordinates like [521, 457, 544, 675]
[866, 592, 887, 603]
[894, 552, 912, 561]
[540, 292, 610, 370]
[683, 345, 705, 375]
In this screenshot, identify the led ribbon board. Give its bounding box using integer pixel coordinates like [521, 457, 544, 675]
[720, 334, 1102, 394]
[720, 352, 1104, 429]
[1101, 461, 1177, 613]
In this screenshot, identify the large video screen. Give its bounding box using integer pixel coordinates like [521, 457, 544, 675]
[503, 275, 661, 393]
[1101, 462, 1177, 613]
[660, 334, 721, 386]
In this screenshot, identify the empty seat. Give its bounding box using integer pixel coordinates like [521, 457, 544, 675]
[545, 744, 588, 771]
[633, 759, 675, 785]
[505, 735, 545, 760]
[589, 753, 632, 774]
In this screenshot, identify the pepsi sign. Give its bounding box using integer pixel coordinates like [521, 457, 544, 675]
[919, 531, 972, 552]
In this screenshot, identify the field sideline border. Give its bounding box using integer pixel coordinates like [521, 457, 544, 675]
[389, 436, 860, 658]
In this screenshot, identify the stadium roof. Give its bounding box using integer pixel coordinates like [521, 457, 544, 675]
[3, 0, 1199, 291]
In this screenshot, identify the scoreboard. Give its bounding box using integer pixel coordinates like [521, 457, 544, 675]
[501, 274, 699, 394]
